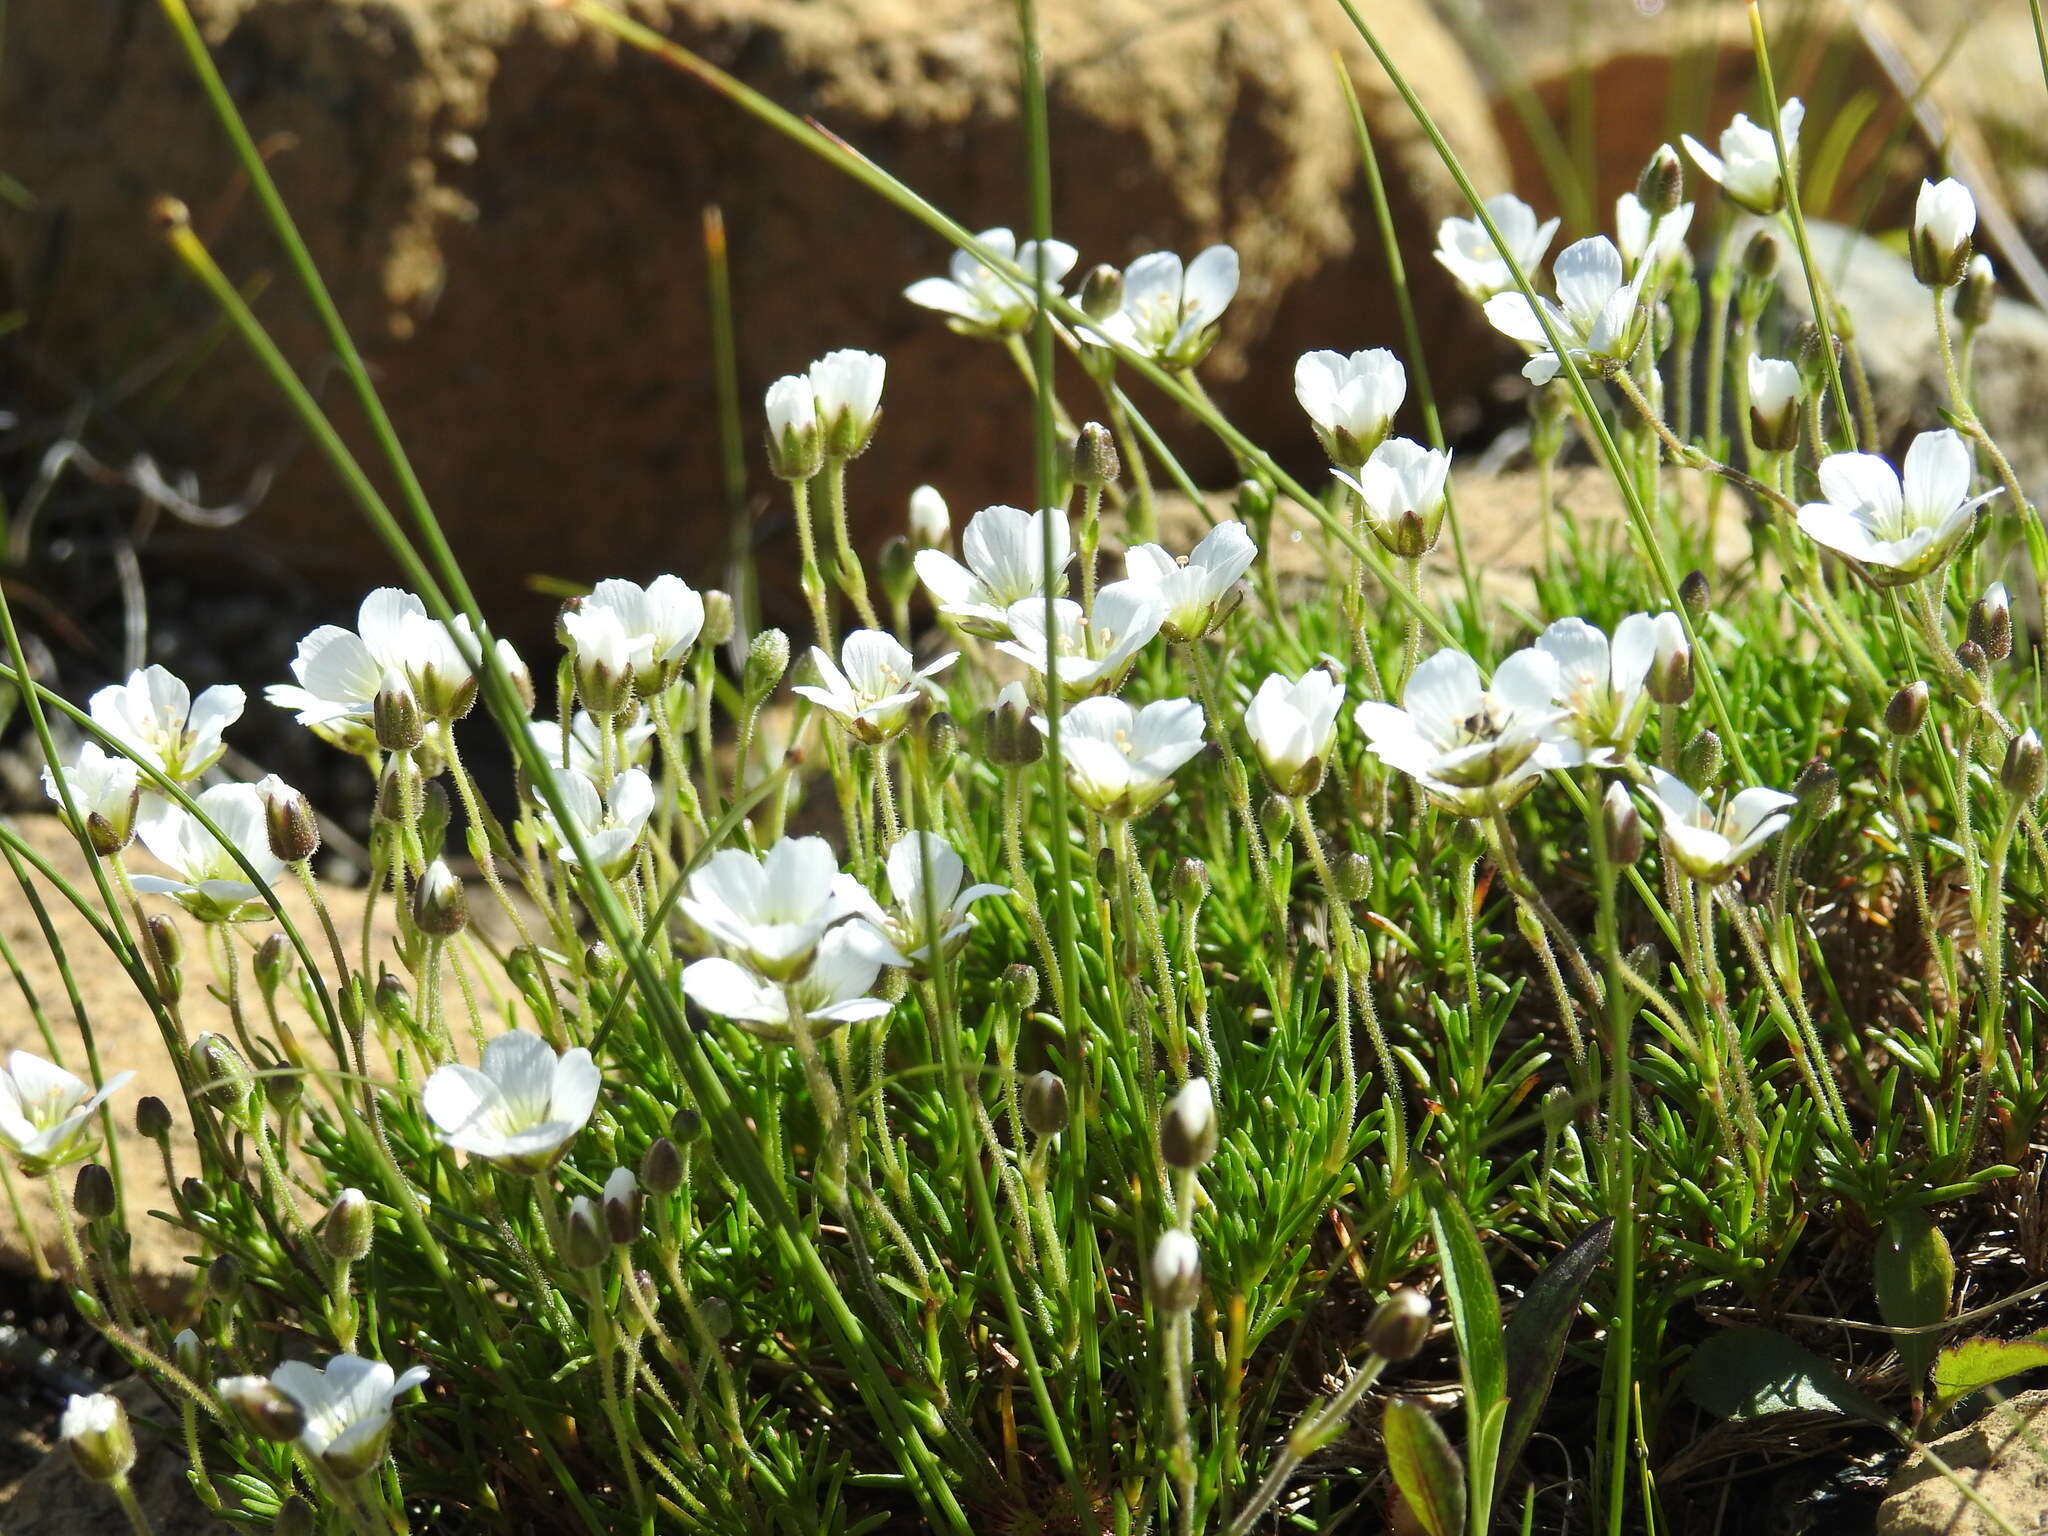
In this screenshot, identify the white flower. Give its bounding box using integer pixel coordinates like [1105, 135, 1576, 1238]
[908, 485, 949, 547]
[904, 227, 1080, 337]
[1484, 236, 1647, 386]
[269, 588, 477, 733]
[1747, 355, 1803, 452]
[1334, 438, 1453, 559]
[1434, 193, 1561, 301]
[60, 1391, 134, 1484]
[1093, 246, 1239, 369]
[1294, 349, 1406, 466]
[1913, 177, 1977, 287]
[264, 1355, 431, 1480]
[528, 710, 655, 778]
[130, 782, 286, 922]
[1615, 191, 1694, 276]
[793, 630, 956, 746]
[997, 581, 1164, 696]
[574, 576, 705, 692]
[422, 1030, 600, 1173]
[1641, 768, 1796, 885]
[41, 742, 141, 855]
[1795, 429, 1992, 585]
[0, 1051, 133, 1173]
[870, 831, 1008, 971]
[764, 373, 821, 479]
[914, 505, 1072, 637]
[1244, 669, 1344, 797]
[678, 836, 882, 981]
[683, 923, 900, 1040]
[1534, 615, 1656, 759]
[1149, 1228, 1202, 1310]
[809, 349, 886, 457]
[539, 769, 654, 878]
[1352, 647, 1579, 816]
[1122, 521, 1257, 642]
[561, 604, 643, 715]
[1036, 695, 1206, 818]
[1683, 99, 1803, 214]
[88, 665, 242, 784]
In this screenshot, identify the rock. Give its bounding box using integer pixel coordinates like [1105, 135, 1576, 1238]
[1, 1379, 229, 1535]
[0, 0, 1505, 641]
[1878, 1388, 2048, 1536]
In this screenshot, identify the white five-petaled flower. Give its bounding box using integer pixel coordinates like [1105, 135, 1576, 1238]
[809, 349, 886, 458]
[1913, 177, 1977, 287]
[793, 630, 956, 746]
[571, 577, 705, 694]
[130, 782, 286, 923]
[42, 742, 142, 856]
[1352, 647, 1579, 816]
[1615, 192, 1694, 277]
[997, 581, 1165, 697]
[1243, 668, 1345, 797]
[539, 769, 654, 878]
[1534, 615, 1656, 759]
[1682, 99, 1803, 214]
[1035, 695, 1206, 819]
[1092, 246, 1239, 369]
[904, 227, 1080, 338]
[0, 1050, 134, 1174]
[1795, 428, 1992, 586]
[1747, 355, 1803, 452]
[422, 1030, 600, 1174]
[683, 923, 902, 1040]
[678, 836, 882, 981]
[1294, 349, 1407, 466]
[869, 831, 1009, 972]
[88, 665, 242, 784]
[259, 1355, 431, 1480]
[1123, 521, 1258, 642]
[528, 710, 655, 778]
[914, 505, 1072, 638]
[1641, 768, 1796, 886]
[1434, 193, 1561, 302]
[1334, 438, 1454, 559]
[1484, 236, 1648, 386]
[269, 588, 477, 736]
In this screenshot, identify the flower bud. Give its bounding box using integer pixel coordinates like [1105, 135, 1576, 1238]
[273, 1498, 317, 1536]
[1912, 177, 1976, 289]
[373, 669, 424, 753]
[983, 683, 1042, 768]
[264, 782, 319, 867]
[1541, 1083, 1576, 1136]
[1746, 355, 1802, 454]
[1160, 1078, 1218, 1170]
[253, 932, 294, 999]
[146, 913, 184, 1004]
[1002, 963, 1041, 1014]
[1956, 254, 1997, 330]
[418, 778, 451, 855]
[73, 1162, 115, 1221]
[492, 637, 536, 714]
[908, 485, 949, 548]
[62, 1391, 136, 1484]
[1886, 681, 1930, 738]
[764, 374, 823, 481]
[924, 710, 959, 778]
[206, 1251, 244, 1303]
[1647, 612, 1692, 706]
[181, 1177, 210, 1214]
[744, 629, 790, 703]
[1636, 143, 1684, 218]
[1363, 1288, 1432, 1362]
[1679, 570, 1710, 623]
[1148, 1230, 1201, 1312]
[173, 1328, 203, 1379]
[559, 1197, 608, 1269]
[603, 1166, 641, 1245]
[1079, 263, 1123, 322]
[1072, 422, 1120, 489]
[1603, 781, 1643, 866]
[2002, 729, 2046, 802]
[877, 535, 918, 611]
[217, 1376, 306, 1442]
[670, 1106, 704, 1144]
[1234, 475, 1277, 528]
[135, 1095, 173, 1140]
[1260, 794, 1293, 847]
[1969, 582, 2013, 664]
[1336, 851, 1374, 903]
[191, 1033, 256, 1125]
[698, 1295, 735, 1339]
[700, 589, 735, 650]
[1741, 228, 1781, 282]
[413, 859, 470, 938]
[641, 1136, 684, 1197]
[1957, 640, 1990, 704]
[1022, 1070, 1069, 1137]
[1795, 322, 1841, 392]
[1171, 857, 1210, 909]
[321, 1188, 374, 1263]
[1679, 728, 1722, 790]
[1793, 759, 1839, 820]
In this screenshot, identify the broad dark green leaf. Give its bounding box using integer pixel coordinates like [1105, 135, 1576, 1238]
[1500, 1218, 1612, 1473]
[1384, 1398, 1466, 1536]
[1873, 1208, 1953, 1389]
[1931, 1333, 2048, 1417]
[1687, 1328, 1889, 1425]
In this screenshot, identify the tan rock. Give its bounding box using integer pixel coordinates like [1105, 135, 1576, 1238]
[1879, 1388, 2048, 1536]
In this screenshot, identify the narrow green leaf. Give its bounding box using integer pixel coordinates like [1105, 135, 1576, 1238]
[1874, 1208, 1954, 1389]
[1931, 1333, 2048, 1418]
[1500, 1218, 1613, 1474]
[1686, 1328, 1890, 1425]
[1384, 1399, 1466, 1536]
[1423, 1174, 1507, 1417]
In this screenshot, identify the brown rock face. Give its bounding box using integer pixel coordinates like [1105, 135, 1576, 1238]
[0, 0, 1504, 642]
